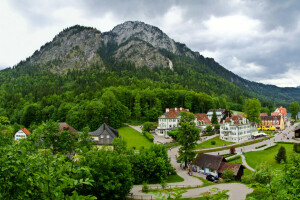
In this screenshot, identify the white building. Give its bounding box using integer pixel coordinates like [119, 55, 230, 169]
[220, 115, 253, 142]
[194, 113, 211, 131]
[207, 109, 226, 123]
[14, 128, 31, 141]
[156, 107, 193, 137]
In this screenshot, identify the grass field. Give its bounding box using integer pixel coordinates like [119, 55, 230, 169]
[228, 156, 253, 176]
[166, 174, 184, 183]
[231, 110, 244, 115]
[195, 136, 234, 149]
[244, 143, 295, 170]
[117, 126, 153, 149]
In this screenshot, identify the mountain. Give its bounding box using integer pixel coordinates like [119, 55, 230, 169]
[6, 21, 300, 104]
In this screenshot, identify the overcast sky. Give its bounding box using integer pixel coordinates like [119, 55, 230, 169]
[1, 0, 300, 87]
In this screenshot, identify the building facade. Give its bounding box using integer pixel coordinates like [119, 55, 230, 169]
[14, 128, 31, 141]
[220, 115, 252, 142]
[156, 107, 192, 137]
[259, 115, 284, 130]
[207, 109, 226, 123]
[272, 106, 287, 121]
[194, 113, 211, 131]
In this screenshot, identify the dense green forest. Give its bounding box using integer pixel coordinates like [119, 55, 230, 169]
[0, 56, 279, 131]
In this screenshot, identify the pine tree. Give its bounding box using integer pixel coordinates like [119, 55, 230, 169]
[211, 109, 218, 124]
[275, 146, 286, 163]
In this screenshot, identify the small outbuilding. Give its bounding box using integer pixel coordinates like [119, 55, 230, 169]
[14, 128, 31, 141]
[294, 124, 300, 140]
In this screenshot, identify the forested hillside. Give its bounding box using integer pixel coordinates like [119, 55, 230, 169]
[0, 21, 297, 130]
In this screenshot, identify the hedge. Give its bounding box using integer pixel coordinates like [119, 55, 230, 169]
[226, 155, 241, 162]
[195, 136, 274, 154]
[143, 131, 154, 142]
[255, 144, 267, 149]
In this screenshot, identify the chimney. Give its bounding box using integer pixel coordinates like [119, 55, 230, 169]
[104, 117, 108, 124]
[166, 108, 169, 112]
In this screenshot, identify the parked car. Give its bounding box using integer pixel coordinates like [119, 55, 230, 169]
[206, 175, 218, 183]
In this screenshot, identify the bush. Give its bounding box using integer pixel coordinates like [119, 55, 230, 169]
[226, 155, 241, 162]
[206, 125, 213, 132]
[211, 140, 216, 145]
[241, 174, 254, 184]
[230, 147, 236, 154]
[168, 129, 179, 141]
[143, 131, 154, 142]
[214, 124, 220, 130]
[275, 146, 286, 163]
[142, 182, 149, 193]
[142, 122, 155, 132]
[293, 143, 300, 153]
[221, 169, 235, 182]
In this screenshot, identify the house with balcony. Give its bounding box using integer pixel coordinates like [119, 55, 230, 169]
[156, 107, 193, 137]
[220, 115, 252, 142]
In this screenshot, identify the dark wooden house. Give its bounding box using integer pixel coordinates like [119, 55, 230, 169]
[88, 123, 119, 146]
[294, 124, 300, 139]
[193, 153, 244, 180]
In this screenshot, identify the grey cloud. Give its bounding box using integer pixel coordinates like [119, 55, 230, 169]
[4, 0, 300, 86]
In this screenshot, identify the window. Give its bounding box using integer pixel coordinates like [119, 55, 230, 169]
[100, 135, 104, 139]
[107, 135, 110, 139]
[169, 125, 172, 128]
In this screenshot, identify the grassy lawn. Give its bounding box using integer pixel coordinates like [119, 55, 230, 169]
[195, 136, 234, 149]
[117, 126, 153, 149]
[166, 173, 184, 183]
[228, 156, 253, 176]
[231, 110, 244, 115]
[244, 143, 295, 170]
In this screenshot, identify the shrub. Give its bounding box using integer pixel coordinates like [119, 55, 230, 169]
[142, 122, 155, 132]
[168, 129, 179, 141]
[143, 131, 154, 142]
[211, 140, 216, 145]
[230, 147, 236, 154]
[241, 174, 254, 184]
[293, 143, 300, 153]
[221, 169, 235, 182]
[142, 182, 149, 193]
[214, 124, 220, 130]
[275, 146, 286, 163]
[206, 125, 213, 132]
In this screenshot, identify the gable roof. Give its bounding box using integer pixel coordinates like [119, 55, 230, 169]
[58, 123, 77, 134]
[89, 123, 119, 138]
[193, 153, 226, 170]
[21, 128, 31, 136]
[218, 162, 244, 176]
[159, 108, 190, 118]
[224, 115, 246, 125]
[194, 113, 211, 124]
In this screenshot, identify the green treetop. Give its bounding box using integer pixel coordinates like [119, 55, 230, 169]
[290, 101, 300, 120]
[211, 109, 218, 124]
[243, 98, 261, 124]
[177, 111, 200, 167]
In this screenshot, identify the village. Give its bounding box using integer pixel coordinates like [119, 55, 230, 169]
[11, 105, 300, 199]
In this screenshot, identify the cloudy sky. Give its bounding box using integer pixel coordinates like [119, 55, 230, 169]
[1, 0, 300, 87]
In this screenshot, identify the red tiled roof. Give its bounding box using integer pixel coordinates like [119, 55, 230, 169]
[160, 108, 190, 118]
[224, 115, 244, 125]
[271, 112, 280, 116]
[260, 113, 268, 117]
[194, 113, 211, 124]
[21, 128, 31, 136]
[278, 106, 287, 116]
[218, 162, 243, 176]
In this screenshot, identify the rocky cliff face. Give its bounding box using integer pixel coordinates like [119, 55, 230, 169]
[21, 21, 201, 72]
[28, 25, 103, 73]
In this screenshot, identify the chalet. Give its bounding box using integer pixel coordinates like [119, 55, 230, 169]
[88, 123, 119, 146]
[207, 109, 226, 123]
[259, 115, 284, 131]
[194, 113, 211, 131]
[193, 153, 244, 180]
[156, 107, 193, 137]
[220, 115, 252, 142]
[14, 128, 31, 141]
